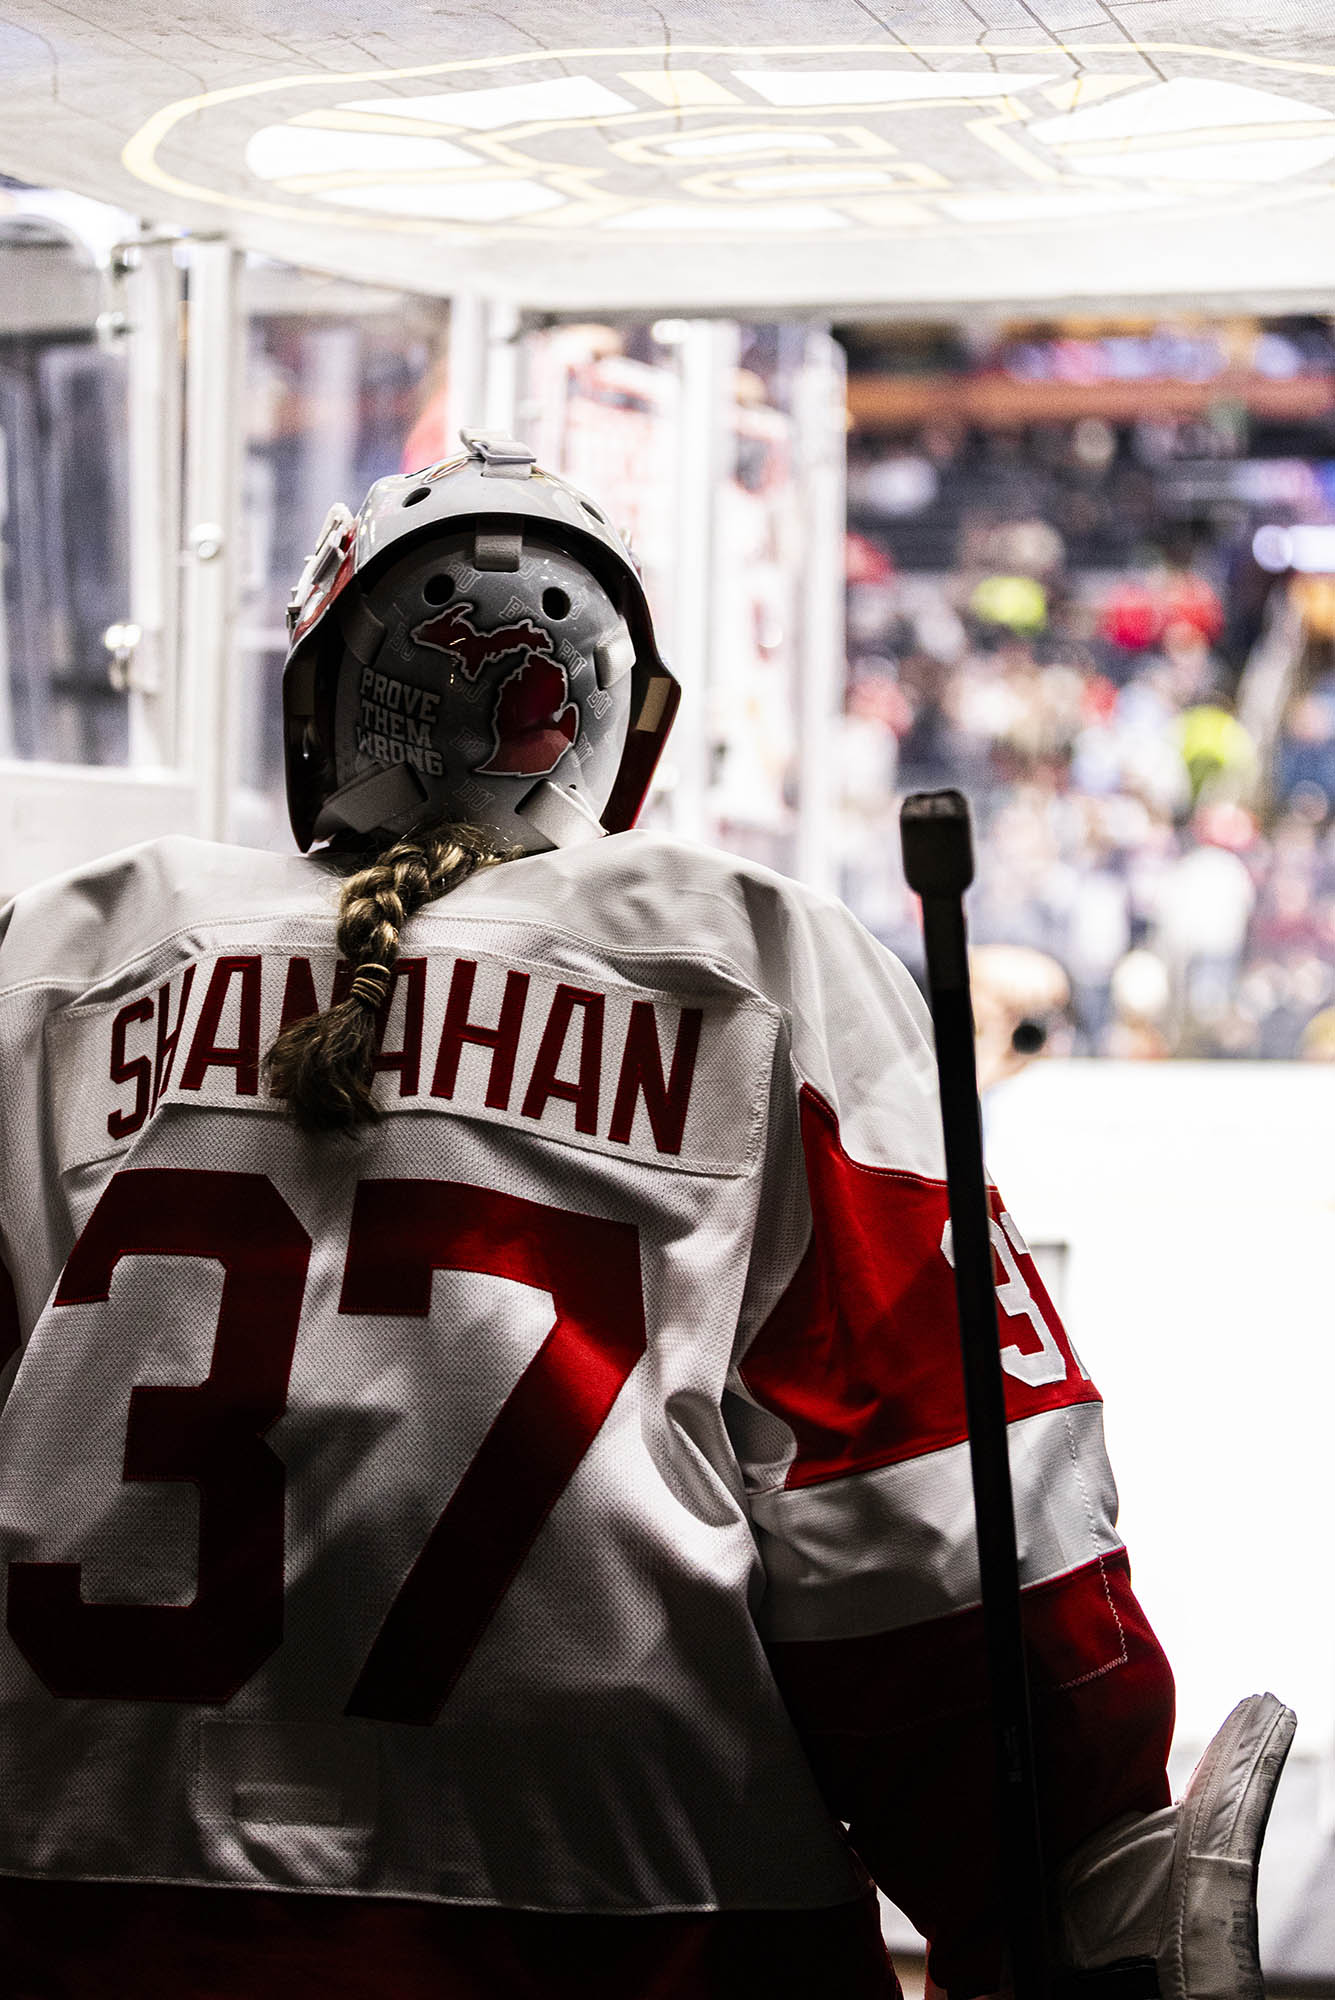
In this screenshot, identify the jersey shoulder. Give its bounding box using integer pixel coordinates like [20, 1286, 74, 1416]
[448, 832, 937, 1171]
[450, 829, 878, 989]
[0, 836, 340, 998]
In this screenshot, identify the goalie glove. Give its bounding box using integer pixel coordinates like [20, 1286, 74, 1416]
[1055, 1693, 1296, 2000]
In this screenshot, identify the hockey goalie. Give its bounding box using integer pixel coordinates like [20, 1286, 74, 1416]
[0, 432, 1291, 1998]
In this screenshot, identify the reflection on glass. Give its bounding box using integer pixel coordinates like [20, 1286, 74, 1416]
[518, 319, 683, 834]
[0, 186, 132, 766]
[235, 261, 450, 848]
[520, 320, 681, 661]
[711, 324, 805, 876]
[518, 316, 808, 864]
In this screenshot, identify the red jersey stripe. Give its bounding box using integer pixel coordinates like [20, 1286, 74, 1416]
[740, 1086, 1099, 1489]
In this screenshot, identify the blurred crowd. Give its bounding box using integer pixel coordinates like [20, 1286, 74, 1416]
[840, 515, 1335, 1062]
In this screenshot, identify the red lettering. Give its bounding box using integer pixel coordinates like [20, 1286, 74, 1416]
[180, 957, 263, 1096]
[608, 1003, 703, 1155]
[372, 958, 426, 1096]
[278, 956, 355, 1032]
[278, 956, 318, 1030]
[338, 1179, 645, 1723]
[152, 967, 195, 1113]
[7, 1170, 310, 1702]
[7, 1170, 644, 1712]
[431, 959, 530, 1109]
[107, 997, 155, 1139]
[520, 984, 604, 1135]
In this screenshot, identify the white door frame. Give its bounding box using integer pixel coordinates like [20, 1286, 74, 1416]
[0, 235, 241, 894]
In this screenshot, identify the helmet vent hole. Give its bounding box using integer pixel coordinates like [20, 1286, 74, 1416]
[423, 572, 455, 605]
[403, 485, 432, 508]
[542, 586, 572, 620]
[579, 500, 606, 524]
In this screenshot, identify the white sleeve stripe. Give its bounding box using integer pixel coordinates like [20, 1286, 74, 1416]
[751, 1401, 1121, 1643]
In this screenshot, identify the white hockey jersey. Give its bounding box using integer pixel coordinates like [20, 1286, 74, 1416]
[0, 831, 1173, 1999]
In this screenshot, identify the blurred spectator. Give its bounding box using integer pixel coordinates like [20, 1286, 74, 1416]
[1150, 806, 1257, 1047]
[1106, 949, 1173, 1060]
[1177, 700, 1257, 806]
[1299, 1006, 1335, 1059]
[970, 945, 1071, 1093]
[1274, 675, 1335, 813]
[969, 574, 1047, 636]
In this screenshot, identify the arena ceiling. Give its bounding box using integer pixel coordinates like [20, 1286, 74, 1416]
[4, 1, 1335, 312]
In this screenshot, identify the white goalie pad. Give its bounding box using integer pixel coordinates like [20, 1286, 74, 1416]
[1056, 1693, 1297, 2000]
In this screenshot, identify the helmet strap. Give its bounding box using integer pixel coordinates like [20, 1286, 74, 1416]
[516, 780, 607, 851]
[312, 762, 429, 840]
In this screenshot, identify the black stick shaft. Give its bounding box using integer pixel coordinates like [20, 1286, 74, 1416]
[901, 792, 1050, 2000]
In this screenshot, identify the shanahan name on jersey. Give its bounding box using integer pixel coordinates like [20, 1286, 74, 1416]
[55, 945, 764, 1180]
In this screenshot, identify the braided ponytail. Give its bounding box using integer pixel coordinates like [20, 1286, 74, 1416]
[267, 820, 503, 1133]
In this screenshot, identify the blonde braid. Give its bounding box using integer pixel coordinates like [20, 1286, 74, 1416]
[266, 821, 503, 1133]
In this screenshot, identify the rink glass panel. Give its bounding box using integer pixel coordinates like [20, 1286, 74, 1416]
[0, 206, 131, 767]
[233, 261, 451, 852]
[517, 317, 808, 866]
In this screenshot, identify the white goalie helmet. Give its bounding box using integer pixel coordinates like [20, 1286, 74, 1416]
[282, 429, 680, 854]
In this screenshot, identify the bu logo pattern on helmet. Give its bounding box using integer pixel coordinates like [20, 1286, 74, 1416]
[281, 430, 679, 856]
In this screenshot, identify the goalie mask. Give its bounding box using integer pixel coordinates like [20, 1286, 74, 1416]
[282, 430, 680, 854]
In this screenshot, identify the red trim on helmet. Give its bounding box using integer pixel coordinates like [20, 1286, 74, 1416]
[601, 671, 681, 834]
[292, 538, 356, 647]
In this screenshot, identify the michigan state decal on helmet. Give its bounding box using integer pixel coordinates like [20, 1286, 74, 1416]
[282, 430, 680, 854]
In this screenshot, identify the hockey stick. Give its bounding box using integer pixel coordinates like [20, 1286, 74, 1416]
[899, 789, 1050, 2000]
